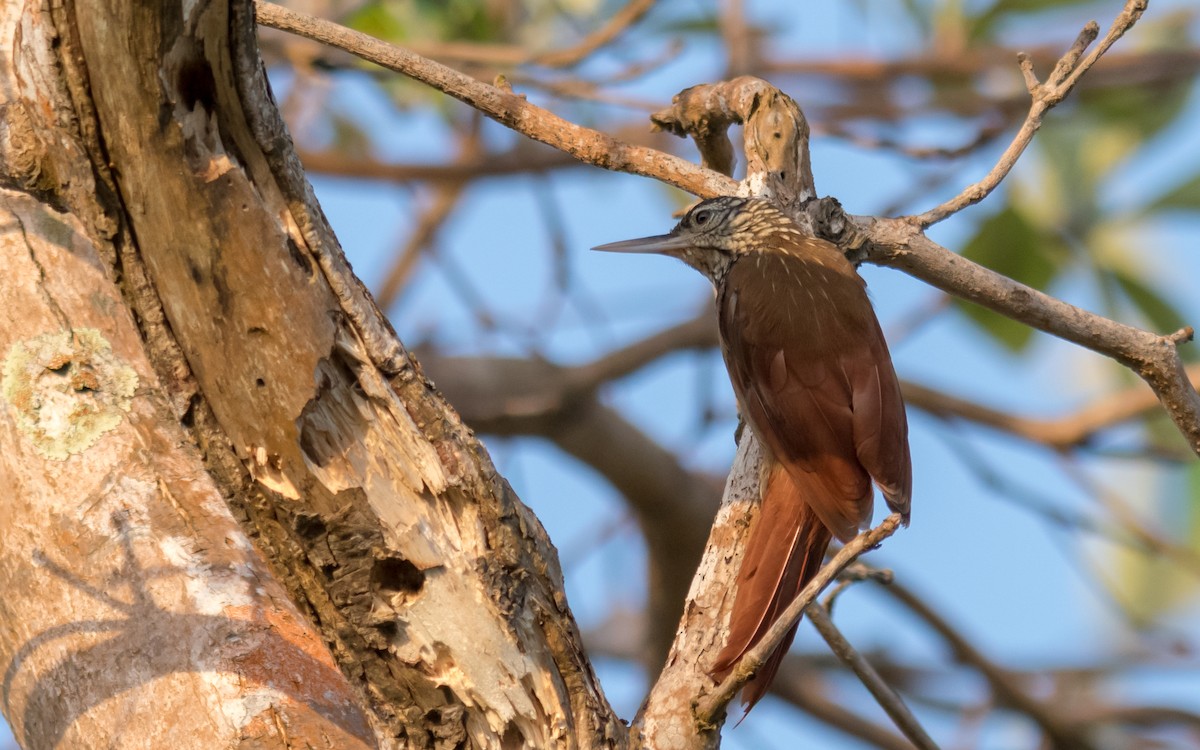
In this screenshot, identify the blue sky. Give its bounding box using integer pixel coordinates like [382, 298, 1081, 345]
[4, 2, 1198, 748]
[303, 2, 1200, 746]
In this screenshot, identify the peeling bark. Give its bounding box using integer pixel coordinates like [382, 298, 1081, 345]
[0, 1, 621, 748]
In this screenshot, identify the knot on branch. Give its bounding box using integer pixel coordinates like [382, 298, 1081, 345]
[798, 196, 877, 266]
[652, 76, 815, 210]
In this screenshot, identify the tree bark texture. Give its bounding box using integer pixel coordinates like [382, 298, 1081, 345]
[0, 1, 620, 748]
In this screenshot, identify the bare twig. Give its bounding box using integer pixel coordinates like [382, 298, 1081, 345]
[719, 0, 756, 77]
[772, 670, 919, 750]
[532, 0, 658, 68]
[1056, 456, 1200, 579]
[882, 578, 1100, 750]
[376, 185, 462, 309]
[902, 363, 1200, 451]
[254, 1, 730, 198]
[806, 602, 940, 750]
[376, 123, 482, 308]
[909, 0, 1148, 227]
[295, 145, 582, 183]
[568, 308, 716, 387]
[258, 5, 1200, 457]
[824, 564, 892, 615]
[841, 212, 1200, 457]
[695, 513, 904, 724]
[334, 0, 656, 68]
[815, 118, 1010, 161]
[1069, 705, 1200, 733]
[764, 47, 1200, 91]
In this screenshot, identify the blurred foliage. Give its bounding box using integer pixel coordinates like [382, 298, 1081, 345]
[957, 205, 1066, 352]
[969, 0, 1104, 41]
[1108, 460, 1200, 622]
[278, 0, 1200, 626]
[347, 0, 603, 49]
[343, 0, 604, 108]
[952, 17, 1196, 358]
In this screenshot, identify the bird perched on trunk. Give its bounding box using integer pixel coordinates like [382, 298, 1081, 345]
[594, 196, 911, 713]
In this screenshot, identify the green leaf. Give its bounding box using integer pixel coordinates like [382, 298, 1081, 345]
[955, 206, 1066, 352]
[969, 0, 1097, 41]
[1078, 83, 1191, 145]
[650, 14, 721, 35]
[1102, 464, 1200, 624]
[347, 2, 407, 42]
[1106, 267, 1188, 335]
[1148, 174, 1200, 213]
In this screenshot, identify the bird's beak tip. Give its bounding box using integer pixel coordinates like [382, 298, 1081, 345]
[591, 233, 687, 254]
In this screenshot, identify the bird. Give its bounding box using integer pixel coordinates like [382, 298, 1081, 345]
[593, 196, 911, 713]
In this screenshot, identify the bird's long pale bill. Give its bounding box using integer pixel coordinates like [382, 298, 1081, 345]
[591, 234, 693, 254]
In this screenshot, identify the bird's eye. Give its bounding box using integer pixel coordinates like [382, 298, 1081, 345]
[692, 209, 713, 226]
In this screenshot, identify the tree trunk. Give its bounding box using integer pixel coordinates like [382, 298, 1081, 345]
[0, 1, 620, 748]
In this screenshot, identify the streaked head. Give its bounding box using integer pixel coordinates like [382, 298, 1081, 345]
[592, 196, 802, 283]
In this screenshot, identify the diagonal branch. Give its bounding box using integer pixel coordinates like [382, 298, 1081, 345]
[805, 602, 940, 750]
[881, 577, 1101, 750]
[255, 1, 1200, 460]
[532, 0, 658, 68]
[380, 0, 656, 68]
[254, 0, 732, 198]
[902, 363, 1200, 451]
[830, 210, 1200, 456]
[694, 513, 904, 724]
[908, 0, 1147, 227]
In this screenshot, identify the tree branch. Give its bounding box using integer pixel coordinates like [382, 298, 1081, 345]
[367, 0, 656, 68]
[257, 2, 1200, 459]
[908, 0, 1147, 227]
[902, 363, 1200, 451]
[882, 577, 1100, 750]
[694, 514, 904, 724]
[254, 1, 731, 198]
[805, 602, 940, 750]
[833, 212, 1200, 456]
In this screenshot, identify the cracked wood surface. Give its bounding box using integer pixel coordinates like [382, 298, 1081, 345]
[0, 0, 621, 748]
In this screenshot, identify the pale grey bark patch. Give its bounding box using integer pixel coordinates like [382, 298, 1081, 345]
[1, 328, 137, 460]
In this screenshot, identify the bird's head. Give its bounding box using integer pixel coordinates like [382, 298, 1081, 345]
[592, 196, 803, 284]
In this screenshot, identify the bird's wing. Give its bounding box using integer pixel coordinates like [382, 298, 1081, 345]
[719, 248, 911, 541]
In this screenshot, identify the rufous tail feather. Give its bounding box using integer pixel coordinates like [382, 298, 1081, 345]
[711, 462, 834, 714]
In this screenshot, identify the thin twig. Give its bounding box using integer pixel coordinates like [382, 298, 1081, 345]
[254, 1, 730, 198]
[902, 363, 1200, 451]
[815, 118, 1010, 161]
[694, 513, 904, 724]
[1056, 456, 1200, 579]
[532, 0, 658, 68]
[806, 602, 941, 750]
[882, 578, 1100, 750]
[568, 308, 716, 388]
[824, 564, 892, 615]
[772, 670, 918, 750]
[295, 145, 581, 183]
[353, 0, 656, 68]
[376, 186, 463, 309]
[260, 3, 1200, 457]
[909, 0, 1147, 227]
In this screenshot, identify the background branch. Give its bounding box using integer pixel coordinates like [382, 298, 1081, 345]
[806, 602, 940, 750]
[910, 0, 1146, 226]
[696, 514, 904, 724]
